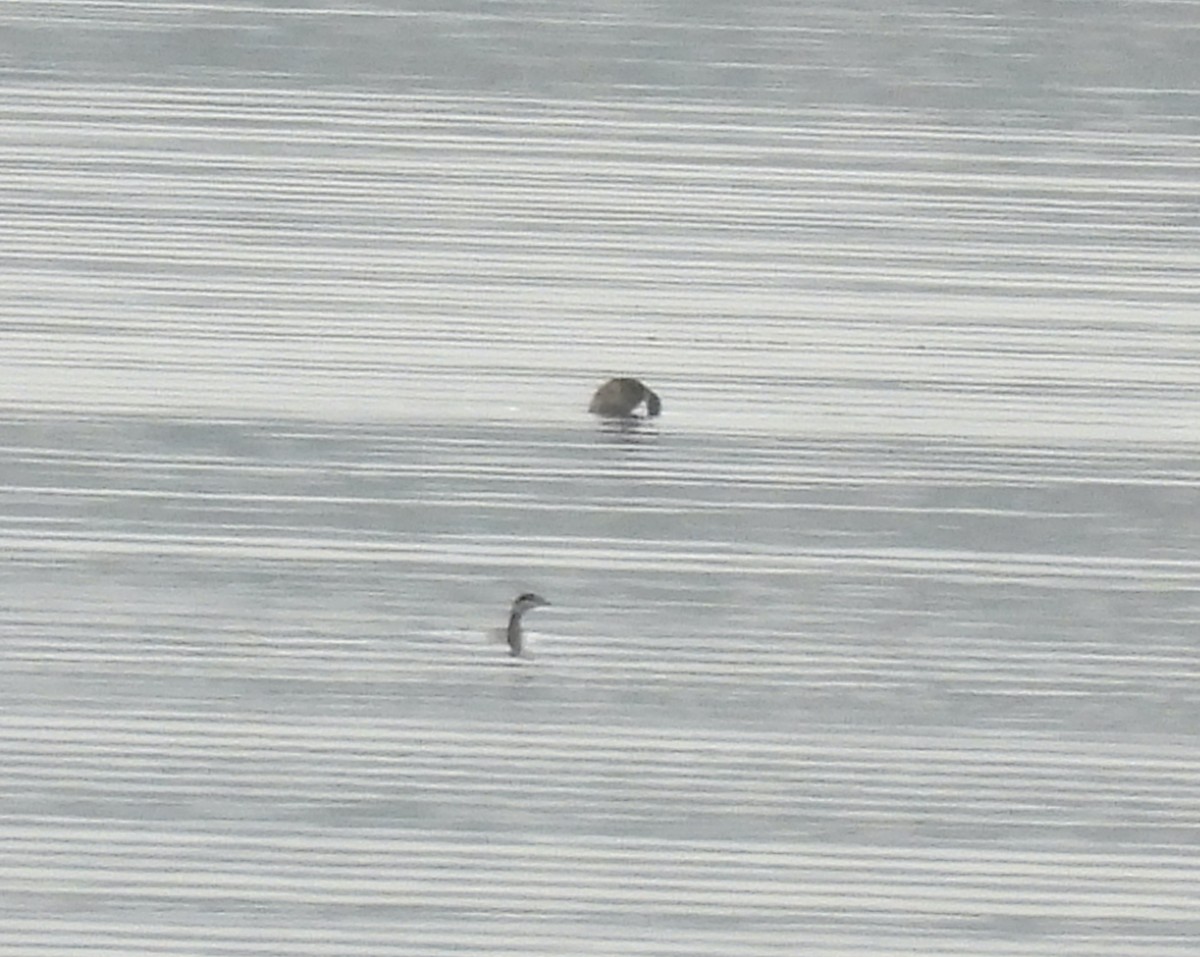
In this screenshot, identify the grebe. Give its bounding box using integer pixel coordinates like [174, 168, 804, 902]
[504, 592, 550, 657]
[588, 378, 662, 418]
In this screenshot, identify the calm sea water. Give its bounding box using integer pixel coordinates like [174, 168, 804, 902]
[2, 2, 1199, 955]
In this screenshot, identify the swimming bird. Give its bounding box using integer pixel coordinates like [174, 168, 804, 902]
[504, 592, 550, 657]
[588, 377, 662, 418]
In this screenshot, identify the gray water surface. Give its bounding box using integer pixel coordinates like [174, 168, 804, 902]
[2, 2, 1199, 955]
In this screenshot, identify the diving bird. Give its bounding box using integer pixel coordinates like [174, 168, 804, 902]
[588, 377, 662, 418]
[503, 592, 550, 657]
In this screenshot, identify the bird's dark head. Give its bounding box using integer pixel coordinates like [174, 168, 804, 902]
[512, 592, 550, 614]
